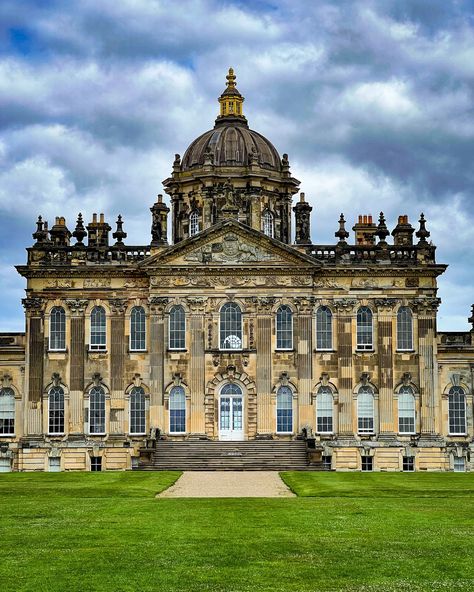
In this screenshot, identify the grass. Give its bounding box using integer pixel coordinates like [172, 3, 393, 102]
[0, 471, 473, 592]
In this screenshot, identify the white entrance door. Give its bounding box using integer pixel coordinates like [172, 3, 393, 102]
[219, 384, 244, 441]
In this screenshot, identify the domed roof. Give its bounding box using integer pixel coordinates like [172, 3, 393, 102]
[180, 68, 282, 173]
[180, 120, 282, 172]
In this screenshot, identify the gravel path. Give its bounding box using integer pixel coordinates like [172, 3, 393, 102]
[158, 471, 296, 498]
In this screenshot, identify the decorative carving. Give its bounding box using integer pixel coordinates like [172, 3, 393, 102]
[46, 279, 73, 289]
[409, 297, 441, 314]
[352, 278, 404, 289]
[320, 372, 330, 387]
[314, 278, 344, 289]
[91, 373, 103, 387]
[150, 274, 312, 288]
[109, 298, 128, 315]
[252, 297, 277, 313]
[184, 233, 273, 263]
[292, 296, 315, 314]
[51, 372, 62, 387]
[22, 297, 44, 313]
[401, 373, 412, 387]
[185, 296, 208, 312]
[405, 277, 419, 288]
[212, 353, 220, 367]
[360, 372, 371, 386]
[249, 319, 255, 349]
[123, 278, 148, 288]
[0, 374, 12, 388]
[65, 299, 89, 315]
[148, 297, 169, 314]
[279, 371, 290, 386]
[84, 278, 111, 288]
[332, 298, 357, 312]
[374, 298, 399, 312]
[226, 365, 236, 381]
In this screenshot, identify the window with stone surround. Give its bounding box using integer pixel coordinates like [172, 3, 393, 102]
[0, 388, 15, 435]
[130, 387, 146, 435]
[49, 306, 66, 351]
[402, 456, 415, 471]
[169, 386, 186, 434]
[316, 306, 333, 350]
[316, 386, 334, 433]
[130, 306, 146, 351]
[361, 456, 373, 471]
[220, 302, 242, 350]
[262, 210, 274, 238]
[90, 306, 106, 351]
[397, 306, 413, 351]
[276, 386, 293, 433]
[48, 386, 65, 434]
[357, 386, 375, 434]
[356, 306, 373, 350]
[398, 386, 415, 434]
[448, 386, 466, 435]
[189, 210, 199, 237]
[169, 305, 186, 350]
[89, 386, 106, 434]
[276, 305, 293, 350]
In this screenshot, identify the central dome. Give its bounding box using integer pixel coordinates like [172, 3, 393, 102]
[180, 68, 281, 172]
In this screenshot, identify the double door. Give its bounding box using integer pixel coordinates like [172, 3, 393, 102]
[219, 395, 244, 441]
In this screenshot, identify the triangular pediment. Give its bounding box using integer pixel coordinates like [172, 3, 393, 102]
[141, 219, 319, 269]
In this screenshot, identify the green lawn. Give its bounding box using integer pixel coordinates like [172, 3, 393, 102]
[1, 471, 474, 592]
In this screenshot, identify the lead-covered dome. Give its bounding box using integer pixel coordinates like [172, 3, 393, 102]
[180, 68, 281, 172]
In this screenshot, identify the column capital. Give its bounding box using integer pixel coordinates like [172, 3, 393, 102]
[409, 297, 441, 315]
[65, 298, 89, 316]
[109, 298, 128, 315]
[148, 296, 169, 314]
[22, 297, 45, 316]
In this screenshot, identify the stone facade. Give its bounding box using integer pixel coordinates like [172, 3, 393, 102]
[1, 70, 473, 472]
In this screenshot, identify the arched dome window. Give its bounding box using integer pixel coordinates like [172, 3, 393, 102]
[220, 303, 242, 350]
[189, 210, 199, 237]
[262, 210, 274, 238]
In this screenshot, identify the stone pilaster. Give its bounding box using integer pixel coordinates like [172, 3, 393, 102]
[294, 296, 315, 430]
[186, 297, 207, 435]
[148, 297, 168, 433]
[22, 297, 45, 435]
[255, 297, 274, 435]
[334, 299, 357, 436]
[65, 298, 88, 434]
[109, 298, 127, 435]
[375, 298, 398, 437]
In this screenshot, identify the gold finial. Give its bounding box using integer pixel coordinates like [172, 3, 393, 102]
[226, 67, 236, 88]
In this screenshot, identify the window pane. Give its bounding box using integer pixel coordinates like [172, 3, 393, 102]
[357, 307, 373, 350]
[358, 387, 374, 433]
[448, 386, 466, 434]
[402, 456, 415, 472]
[130, 306, 146, 351]
[170, 386, 186, 433]
[189, 210, 199, 236]
[316, 307, 332, 350]
[0, 387, 15, 435]
[454, 457, 465, 472]
[48, 386, 65, 434]
[262, 210, 274, 237]
[169, 306, 185, 349]
[89, 386, 105, 434]
[361, 456, 373, 471]
[220, 303, 242, 350]
[50, 306, 66, 350]
[397, 307, 413, 350]
[90, 306, 106, 350]
[130, 387, 146, 434]
[277, 386, 292, 432]
[398, 386, 415, 433]
[276, 305, 293, 349]
[316, 386, 333, 433]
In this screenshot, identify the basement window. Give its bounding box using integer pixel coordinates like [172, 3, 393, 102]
[322, 455, 332, 470]
[361, 456, 373, 472]
[49, 456, 61, 472]
[90, 456, 102, 472]
[402, 456, 415, 472]
[453, 457, 465, 472]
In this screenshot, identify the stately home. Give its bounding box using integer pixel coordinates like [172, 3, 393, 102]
[1, 69, 473, 473]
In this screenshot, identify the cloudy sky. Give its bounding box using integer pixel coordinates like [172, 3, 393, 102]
[0, 0, 473, 331]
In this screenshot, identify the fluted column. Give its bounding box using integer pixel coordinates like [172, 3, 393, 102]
[295, 297, 315, 430]
[148, 297, 168, 432]
[22, 297, 45, 436]
[255, 298, 273, 434]
[376, 299, 397, 437]
[109, 298, 127, 434]
[417, 298, 441, 438]
[65, 298, 88, 433]
[335, 299, 357, 436]
[187, 297, 207, 435]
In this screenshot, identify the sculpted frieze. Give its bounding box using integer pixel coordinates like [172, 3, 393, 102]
[184, 232, 274, 263]
[352, 278, 404, 289]
[45, 279, 73, 289]
[123, 278, 149, 288]
[84, 278, 111, 288]
[150, 274, 312, 288]
[314, 278, 345, 289]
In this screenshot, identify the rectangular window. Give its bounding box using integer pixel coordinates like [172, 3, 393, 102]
[322, 455, 332, 470]
[453, 457, 465, 472]
[0, 458, 11, 472]
[316, 308, 333, 350]
[361, 456, 373, 471]
[90, 456, 102, 472]
[402, 456, 415, 472]
[49, 457, 61, 472]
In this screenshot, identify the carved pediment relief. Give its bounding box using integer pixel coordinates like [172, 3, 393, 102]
[184, 232, 274, 263]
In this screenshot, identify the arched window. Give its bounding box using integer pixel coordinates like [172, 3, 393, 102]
[220, 303, 242, 350]
[90, 306, 106, 351]
[397, 307, 413, 351]
[169, 305, 186, 350]
[130, 306, 146, 351]
[169, 386, 186, 433]
[48, 386, 64, 434]
[189, 210, 199, 237]
[276, 305, 293, 350]
[398, 386, 415, 434]
[89, 386, 105, 434]
[130, 387, 146, 435]
[358, 386, 375, 434]
[316, 306, 333, 350]
[316, 386, 333, 433]
[448, 386, 466, 435]
[357, 307, 373, 350]
[49, 306, 66, 351]
[0, 388, 15, 435]
[276, 386, 293, 433]
[262, 210, 274, 238]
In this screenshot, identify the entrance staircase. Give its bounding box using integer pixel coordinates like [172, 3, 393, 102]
[137, 440, 323, 471]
